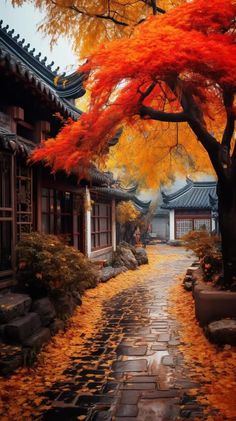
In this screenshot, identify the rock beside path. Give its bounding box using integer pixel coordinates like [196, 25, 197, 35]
[113, 246, 138, 270]
[133, 247, 148, 265]
[100, 266, 127, 283]
[205, 318, 236, 345]
[112, 241, 148, 270]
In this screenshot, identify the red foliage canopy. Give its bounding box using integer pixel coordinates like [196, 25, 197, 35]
[31, 0, 236, 174]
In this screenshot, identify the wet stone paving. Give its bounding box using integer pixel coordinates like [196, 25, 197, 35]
[41, 246, 204, 421]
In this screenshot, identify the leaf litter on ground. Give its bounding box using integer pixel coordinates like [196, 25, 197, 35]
[169, 279, 236, 421]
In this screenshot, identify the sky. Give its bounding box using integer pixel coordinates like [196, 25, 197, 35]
[1, 1, 77, 72]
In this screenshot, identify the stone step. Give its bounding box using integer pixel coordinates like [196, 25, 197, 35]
[32, 297, 56, 326]
[0, 343, 24, 376]
[23, 327, 51, 350]
[0, 293, 32, 324]
[5, 312, 41, 344]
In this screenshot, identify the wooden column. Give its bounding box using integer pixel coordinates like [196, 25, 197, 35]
[112, 199, 116, 251]
[84, 187, 92, 257]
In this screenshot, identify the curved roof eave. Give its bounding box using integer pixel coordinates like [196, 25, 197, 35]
[0, 21, 85, 115]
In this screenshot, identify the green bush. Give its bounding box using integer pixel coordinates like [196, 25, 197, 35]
[16, 232, 100, 299]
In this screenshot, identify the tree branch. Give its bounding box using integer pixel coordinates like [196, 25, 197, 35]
[168, 79, 218, 150]
[141, 0, 165, 14]
[222, 90, 235, 148]
[139, 105, 187, 122]
[165, 78, 228, 180]
[138, 81, 156, 101]
[50, 0, 130, 26]
[151, 0, 157, 15]
[51, 0, 166, 27]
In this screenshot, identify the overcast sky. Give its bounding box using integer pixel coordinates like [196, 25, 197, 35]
[1, 1, 77, 72]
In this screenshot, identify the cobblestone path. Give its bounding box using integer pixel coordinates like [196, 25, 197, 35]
[41, 245, 202, 421]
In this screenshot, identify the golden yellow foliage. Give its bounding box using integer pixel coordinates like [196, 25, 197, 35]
[116, 201, 140, 224]
[11, 0, 185, 56]
[170, 281, 236, 421]
[107, 121, 214, 189]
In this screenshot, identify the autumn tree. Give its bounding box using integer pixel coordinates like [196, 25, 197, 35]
[11, 0, 183, 55]
[116, 201, 141, 243]
[32, 0, 236, 285]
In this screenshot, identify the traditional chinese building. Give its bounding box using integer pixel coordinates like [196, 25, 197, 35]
[0, 22, 149, 289]
[160, 178, 218, 241]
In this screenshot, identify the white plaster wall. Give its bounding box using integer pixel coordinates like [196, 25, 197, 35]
[151, 216, 169, 241]
[169, 209, 175, 241]
[211, 212, 216, 232]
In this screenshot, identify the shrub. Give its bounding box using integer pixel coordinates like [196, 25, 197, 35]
[182, 230, 222, 282]
[182, 230, 221, 259]
[16, 232, 100, 299]
[201, 254, 222, 282]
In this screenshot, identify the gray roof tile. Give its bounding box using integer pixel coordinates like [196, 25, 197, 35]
[161, 178, 217, 210]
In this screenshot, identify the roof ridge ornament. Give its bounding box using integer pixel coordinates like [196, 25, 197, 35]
[41, 56, 47, 65]
[186, 176, 193, 184]
[0, 20, 85, 100]
[35, 51, 41, 60]
[47, 61, 54, 70]
[24, 43, 30, 51]
[2, 24, 9, 32]
[18, 37, 25, 47]
[0, 21, 59, 74]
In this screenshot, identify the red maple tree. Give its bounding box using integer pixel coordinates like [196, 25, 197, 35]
[32, 0, 236, 285]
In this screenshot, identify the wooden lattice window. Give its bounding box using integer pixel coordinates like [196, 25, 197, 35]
[193, 219, 211, 232]
[176, 219, 193, 239]
[0, 153, 13, 274]
[16, 161, 33, 241]
[91, 202, 112, 250]
[175, 216, 211, 239]
[41, 188, 77, 246]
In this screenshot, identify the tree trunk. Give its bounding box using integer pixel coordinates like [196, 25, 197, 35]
[217, 179, 236, 286]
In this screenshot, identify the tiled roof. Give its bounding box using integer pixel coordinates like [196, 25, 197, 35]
[0, 21, 84, 119]
[0, 128, 34, 157]
[90, 187, 151, 212]
[86, 169, 116, 186]
[161, 178, 217, 210]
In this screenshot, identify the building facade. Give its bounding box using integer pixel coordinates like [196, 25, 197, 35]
[0, 23, 149, 289]
[160, 178, 218, 241]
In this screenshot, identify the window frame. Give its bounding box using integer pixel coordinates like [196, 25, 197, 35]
[91, 202, 112, 251]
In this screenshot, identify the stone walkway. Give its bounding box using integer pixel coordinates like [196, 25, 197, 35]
[41, 245, 203, 421]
